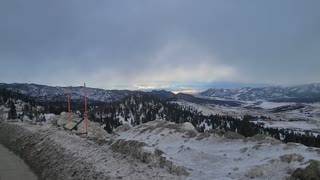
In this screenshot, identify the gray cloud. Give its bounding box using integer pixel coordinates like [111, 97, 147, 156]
[0, 0, 319, 90]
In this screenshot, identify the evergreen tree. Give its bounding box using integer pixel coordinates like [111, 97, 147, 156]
[8, 101, 17, 120]
[238, 118, 258, 137]
[104, 118, 112, 133]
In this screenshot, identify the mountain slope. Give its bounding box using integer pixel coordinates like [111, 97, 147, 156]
[0, 83, 134, 103]
[0, 83, 242, 107]
[200, 83, 320, 102]
[90, 93, 203, 133]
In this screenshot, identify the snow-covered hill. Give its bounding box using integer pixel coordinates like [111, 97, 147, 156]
[91, 93, 203, 133]
[200, 83, 320, 102]
[114, 120, 320, 179]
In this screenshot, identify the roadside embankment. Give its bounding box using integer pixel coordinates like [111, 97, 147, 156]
[0, 121, 180, 180]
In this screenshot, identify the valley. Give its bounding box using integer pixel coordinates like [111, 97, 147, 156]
[1, 83, 320, 179]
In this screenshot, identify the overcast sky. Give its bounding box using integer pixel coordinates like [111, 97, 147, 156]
[0, 0, 319, 91]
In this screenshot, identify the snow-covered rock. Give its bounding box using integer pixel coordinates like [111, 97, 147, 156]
[115, 124, 131, 132]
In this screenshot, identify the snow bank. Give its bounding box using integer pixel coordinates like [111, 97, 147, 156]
[110, 139, 189, 176]
[0, 121, 179, 180]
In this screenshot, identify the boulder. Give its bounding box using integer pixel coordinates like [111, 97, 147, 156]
[290, 160, 320, 180]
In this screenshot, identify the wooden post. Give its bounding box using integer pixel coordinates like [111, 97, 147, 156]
[67, 87, 71, 122]
[84, 83, 88, 138]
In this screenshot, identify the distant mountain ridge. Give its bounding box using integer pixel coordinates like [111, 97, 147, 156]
[0, 83, 134, 103]
[0, 83, 242, 106]
[200, 83, 320, 102]
[3, 82, 320, 104]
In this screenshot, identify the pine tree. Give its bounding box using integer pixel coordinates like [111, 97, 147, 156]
[104, 118, 112, 133]
[8, 101, 17, 120]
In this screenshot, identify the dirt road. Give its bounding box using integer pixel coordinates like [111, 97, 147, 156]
[0, 144, 37, 180]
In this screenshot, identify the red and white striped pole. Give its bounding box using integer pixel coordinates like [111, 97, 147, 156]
[84, 83, 88, 138]
[67, 87, 71, 122]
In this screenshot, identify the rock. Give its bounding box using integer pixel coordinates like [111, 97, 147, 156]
[207, 129, 226, 137]
[224, 131, 245, 140]
[172, 165, 189, 176]
[115, 124, 131, 133]
[95, 138, 108, 145]
[284, 143, 301, 150]
[196, 132, 211, 140]
[245, 134, 269, 142]
[163, 123, 196, 134]
[244, 165, 268, 178]
[290, 160, 320, 180]
[110, 139, 189, 176]
[280, 154, 304, 163]
[240, 147, 248, 153]
[182, 122, 195, 131]
[186, 130, 197, 138]
[244, 134, 282, 145]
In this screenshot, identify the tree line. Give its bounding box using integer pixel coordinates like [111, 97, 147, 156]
[2, 89, 319, 147]
[91, 93, 320, 147]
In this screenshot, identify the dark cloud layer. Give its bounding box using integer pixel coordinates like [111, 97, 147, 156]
[0, 0, 319, 90]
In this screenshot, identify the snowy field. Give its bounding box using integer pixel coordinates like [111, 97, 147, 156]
[253, 101, 294, 109]
[115, 120, 320, 180]
[252, 120, 320, 132]
[174, 100, 320, 132]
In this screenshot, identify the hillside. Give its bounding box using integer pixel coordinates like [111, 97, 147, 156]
[1, 86, 320, 148]
[114, 120, 320, 179]
[0, 83, 134, 103]
[0, 83, 242, 106]
[90, 93, 203, 133]
[90, 93, 320, 148]
[200, 83, 320, 102]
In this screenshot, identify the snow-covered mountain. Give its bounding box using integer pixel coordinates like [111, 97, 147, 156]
[0, 83, 134, 103]
[200, 83, 320, 102]
[0, 83, 244, 106]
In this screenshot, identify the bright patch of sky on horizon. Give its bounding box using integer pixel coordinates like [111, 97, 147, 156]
[0, 0, 319, 92]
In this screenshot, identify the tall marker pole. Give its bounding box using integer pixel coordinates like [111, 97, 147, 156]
[67, 87, 71, 122]
[84, 83, 88, 138]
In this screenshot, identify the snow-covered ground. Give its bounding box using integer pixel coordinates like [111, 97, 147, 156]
[115, 120, 320, 180]
[174, 100, 320, 132]
[253, 101, 294, 109]
[173, 100, 228, 116]
[252, 120, 320, 132]
[1, 111, 320, 180]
